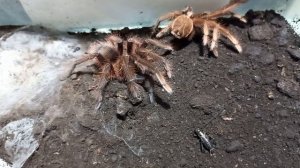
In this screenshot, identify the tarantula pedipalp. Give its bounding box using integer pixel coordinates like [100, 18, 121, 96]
[153, 0, 247, 56]
[63, 35, 173, 108]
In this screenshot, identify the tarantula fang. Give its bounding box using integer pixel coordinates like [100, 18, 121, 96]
[153, 0, 247, 56]
[62, 35, 173, 108]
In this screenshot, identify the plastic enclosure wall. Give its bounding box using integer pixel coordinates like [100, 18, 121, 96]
[0, 0, 299, 33]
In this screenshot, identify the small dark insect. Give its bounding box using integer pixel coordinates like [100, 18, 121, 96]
[194, 129, 215, 154]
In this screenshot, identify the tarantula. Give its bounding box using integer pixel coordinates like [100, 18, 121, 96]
[152, 0, 247, 56]
[63, 35, 173, 108]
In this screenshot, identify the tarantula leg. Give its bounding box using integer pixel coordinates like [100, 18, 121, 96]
[218, 24, 242, 53]
[145, 38, 173, 51]
[229, 12, 247, 23]
[156, 24, 172, 38]
[206, 0, 248, 19]
[119, 47, 144, 100]
[125, 71, 144, 100]
[210, 26, 220, 53]
[155, 73, 173, 94]
[127, 81, 144, 100]
[211, 47, 219, 57]
[60, 54, 96, 80]
[128, 75, 156, 104]
[95, 65, 111, 110]
[164, 59, 172, 78]
[133, 55, 172, 94]
[137, 48, 172, 78]
[202, 22, 209, 46]
[117, 41, 123, 55]
[195, 18, 242, 53]
[200, 20, 242, 53]
[153, 7, 190, 33]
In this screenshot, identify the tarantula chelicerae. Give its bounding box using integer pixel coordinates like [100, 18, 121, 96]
[152, 0, 247, 56]
[63, 35, 173, 108]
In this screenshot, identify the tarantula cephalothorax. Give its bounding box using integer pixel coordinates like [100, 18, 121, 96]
[63, 35, 173, 108]
[152, 0, 247, 56]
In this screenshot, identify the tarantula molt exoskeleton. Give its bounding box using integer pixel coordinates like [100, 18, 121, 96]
[63, 35, 173, 109]
[152, 0, 247, 56]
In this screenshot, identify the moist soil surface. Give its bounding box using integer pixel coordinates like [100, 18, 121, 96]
[3, 10, 300, 167]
